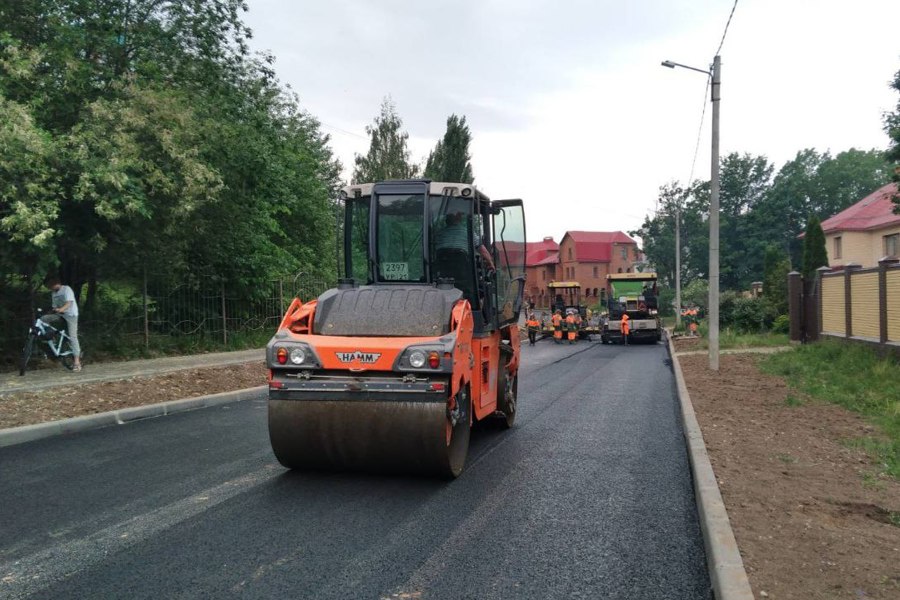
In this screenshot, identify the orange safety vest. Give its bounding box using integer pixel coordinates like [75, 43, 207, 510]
[551, 314, 562, 327]
[621, 314, 630, 334]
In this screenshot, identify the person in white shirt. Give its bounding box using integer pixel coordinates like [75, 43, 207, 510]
[42, 276, 82, 371]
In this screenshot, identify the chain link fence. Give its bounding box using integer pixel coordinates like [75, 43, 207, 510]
[0, 273, 335, 369]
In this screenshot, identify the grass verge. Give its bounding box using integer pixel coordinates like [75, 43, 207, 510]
[760, 339, 900, 479]
[685, 324, 789, 350]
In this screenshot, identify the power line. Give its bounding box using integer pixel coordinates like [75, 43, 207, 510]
[685, 74, 711, 190]
[320, 122, 368, 140]
[714, 0, 739, 57]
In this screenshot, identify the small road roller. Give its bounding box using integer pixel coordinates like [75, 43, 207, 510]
[266, 180, 526, 477]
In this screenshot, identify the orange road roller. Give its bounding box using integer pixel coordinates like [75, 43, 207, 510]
[266, 180, 527, 477]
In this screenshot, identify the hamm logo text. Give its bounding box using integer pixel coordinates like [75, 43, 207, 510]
[336, 351, 381, 364]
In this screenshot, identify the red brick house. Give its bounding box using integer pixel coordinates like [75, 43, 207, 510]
[524, 237, 559, 308]
[558, 231, 641, 304]
[524, 231, 642, 308]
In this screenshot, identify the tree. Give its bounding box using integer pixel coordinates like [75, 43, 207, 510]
[762, 244, 791, 315]
[0, 0, 341, 336]
[801, 215, 828, 280]
[424, 114, 474, 183]
[630, 180, 707, 288]
[717, 152, 774, 291]
[885, 65, 900, 213]
[681, 278, 709, 311]
[815, 148, 891, 217]
[352, 97, 418, 183]
[751, 148, 890, 267]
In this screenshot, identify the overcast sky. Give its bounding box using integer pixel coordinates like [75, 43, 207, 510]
[243, 0, 900, 244]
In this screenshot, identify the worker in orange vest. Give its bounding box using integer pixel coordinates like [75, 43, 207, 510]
[551, 310, 563, 344]
[565, 312, 576, 344]
[620, 312, 630, 345]
[526, 312, 540, 346]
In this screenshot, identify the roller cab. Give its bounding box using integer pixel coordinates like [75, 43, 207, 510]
[266, 180, 526, 478]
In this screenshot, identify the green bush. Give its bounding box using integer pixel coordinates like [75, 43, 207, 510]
[771, 314, 790, 334]
[720, 294, 775, 333]
[657, 288, 675, 316]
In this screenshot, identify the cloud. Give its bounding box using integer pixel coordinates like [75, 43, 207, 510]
[244, 0, 900, 244]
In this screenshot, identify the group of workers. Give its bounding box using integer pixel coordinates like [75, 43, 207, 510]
[525, 310, 635, 346]
[525, 309, 584, 345]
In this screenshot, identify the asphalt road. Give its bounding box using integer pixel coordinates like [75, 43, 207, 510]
[0, 337, 710, 599]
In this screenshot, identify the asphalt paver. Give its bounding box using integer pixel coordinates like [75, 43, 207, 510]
[0, 338, 710, 599]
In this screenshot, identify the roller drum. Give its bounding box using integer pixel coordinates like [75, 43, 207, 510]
[268, 395, 470, 478]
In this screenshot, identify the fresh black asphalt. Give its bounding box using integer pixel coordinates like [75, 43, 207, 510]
[0, 338, 710, 599]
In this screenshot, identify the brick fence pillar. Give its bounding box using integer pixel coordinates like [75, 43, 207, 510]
[788, 271, 803, 342]
[879, 257, 899, 345]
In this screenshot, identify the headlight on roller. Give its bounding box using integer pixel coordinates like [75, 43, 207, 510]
[409, 350, 426, 368]
[289, 347, 306, 365]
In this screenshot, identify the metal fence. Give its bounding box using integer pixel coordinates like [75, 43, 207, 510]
[0, 273, 335, 366]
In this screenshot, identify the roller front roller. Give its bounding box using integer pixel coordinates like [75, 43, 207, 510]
[268, 386, 471, 478]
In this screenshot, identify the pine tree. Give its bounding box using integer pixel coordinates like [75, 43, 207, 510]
[423, 114, 473, 183]
[352, 97, 418, 183]
[801, 215, 828, 280]
[884, 66, 900, 213]
[762, 244, 791, 314]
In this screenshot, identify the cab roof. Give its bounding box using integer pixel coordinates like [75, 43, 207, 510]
[342, 181, 489, 202]
[606, 272, 657, 281]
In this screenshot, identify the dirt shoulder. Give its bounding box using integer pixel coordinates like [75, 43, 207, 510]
[0, 362, 266, 429]
[676, 342, 900, 599]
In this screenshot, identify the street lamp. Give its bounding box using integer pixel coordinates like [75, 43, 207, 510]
[661, 55, 721, 371]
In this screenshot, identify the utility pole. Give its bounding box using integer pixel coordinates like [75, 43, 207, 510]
[708, 55, 721, 371]
[660, 54, 722, 370]
[675, 205, 681, 328]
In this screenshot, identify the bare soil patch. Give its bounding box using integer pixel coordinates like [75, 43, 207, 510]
[678, 350, 900, 599]
[0, 362, 266, 429]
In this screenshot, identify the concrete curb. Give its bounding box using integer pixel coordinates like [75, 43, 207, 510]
[0, 385, 266, 449]
[666, 332, 755, 600]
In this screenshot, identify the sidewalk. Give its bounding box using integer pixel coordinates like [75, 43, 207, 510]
[0, 348, 265, 396]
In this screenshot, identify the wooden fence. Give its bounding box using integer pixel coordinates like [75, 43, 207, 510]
[789, 258, 900, 354]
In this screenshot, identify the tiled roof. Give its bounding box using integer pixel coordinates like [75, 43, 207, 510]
[525, 238, 559, 266]
[533, 254, 559, 266]
[821, 183, 900, 233]
[562, 231, 637, 263]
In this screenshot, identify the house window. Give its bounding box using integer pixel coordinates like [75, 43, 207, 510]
[620, 247, 627, 260]
[568, 248, 573, 260]
[592, 266, 598, 278]
[884, 233, 899, 257]
[617, 267, 623, 273]
[542, 269, 546, 281]
[834, 236, 842, 259]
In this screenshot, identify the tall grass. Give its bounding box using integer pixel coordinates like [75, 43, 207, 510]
[687, 323, 789, 350]
[760, 339, 900, 479]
